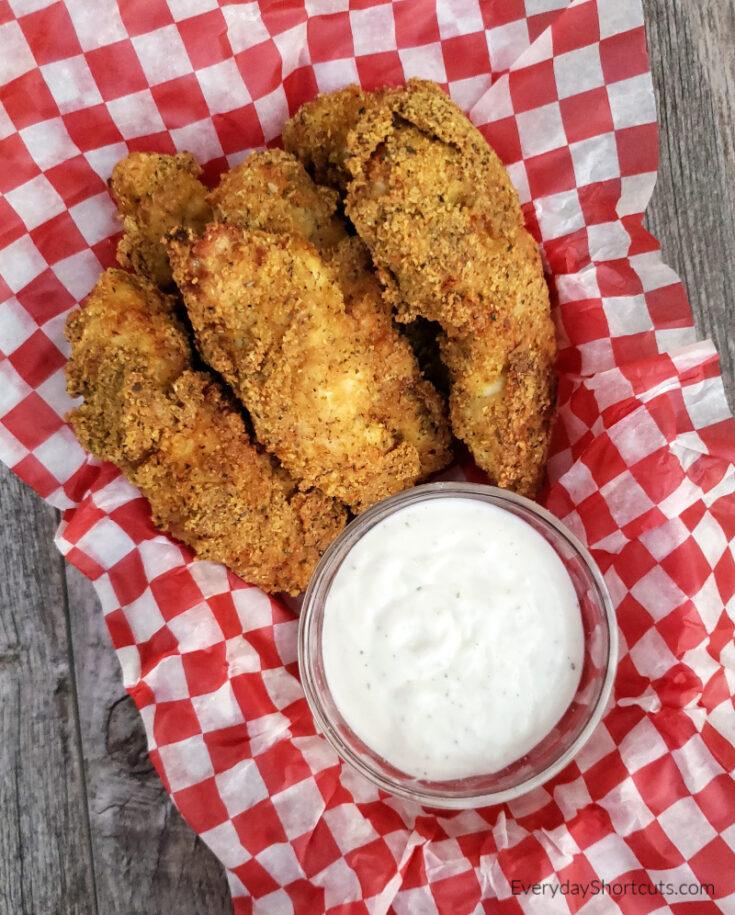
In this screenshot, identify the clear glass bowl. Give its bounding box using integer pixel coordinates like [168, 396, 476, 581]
[298, 483, 617, 809]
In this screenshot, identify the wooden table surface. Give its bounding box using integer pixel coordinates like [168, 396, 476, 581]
[1, 3, 733, 913]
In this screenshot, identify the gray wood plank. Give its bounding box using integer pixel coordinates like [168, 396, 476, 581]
[64, 566, 230, 914]
[643, 0, 735, 407]
[0, 464, 97, 915]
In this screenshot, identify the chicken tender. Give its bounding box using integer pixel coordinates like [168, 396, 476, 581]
[209, 149, 347, 252]
[283, 84, 374, 192]
[65, 268, 346, 595]
[110, 152, 212, 287]
[207, 149, 452, 479]
[325, 236, 451, 477]
[168, 224, 431, 513]
[65, 269, 191, 471]
[322, 79, 556, 496]
[345, 81, 526, 324]
[132, 371, 346, 595]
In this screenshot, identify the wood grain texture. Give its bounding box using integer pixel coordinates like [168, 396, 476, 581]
[643, 0, 735, 406]
[1, 3, 734, 913]
[0, 467, 97, 915]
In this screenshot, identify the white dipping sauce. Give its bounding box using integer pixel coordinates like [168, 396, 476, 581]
[322, 498, 584, 780]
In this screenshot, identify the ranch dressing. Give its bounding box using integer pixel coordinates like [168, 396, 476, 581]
[322, 498, 584, 780]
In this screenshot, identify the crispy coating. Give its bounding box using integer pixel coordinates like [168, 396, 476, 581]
[65, 268, 346, 595]
[65, 269, 191, 471]
[207, 149, 452, 480]
[209, 149, 347, 252]
[325, 236, 451, 477]
[168, 224, 433, 513]
[133, 371, 346, 595]
[339, 79, 556, 496]
[110, 152, 212, 287]
[283, 85, 374, 192]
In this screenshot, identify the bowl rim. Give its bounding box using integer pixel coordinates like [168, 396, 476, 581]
[298, 481, 618, 809]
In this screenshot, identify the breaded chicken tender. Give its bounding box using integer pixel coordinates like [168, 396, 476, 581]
[132, 372, 346, 595]
[289, 79, 555, 496]
[168, 224, 434, 513]
[110, 152, 212, 287]
[325, 236, 451, 477]
[283, 85, 373, 192]
[209, 149, 347, 252]
[65, 269, 346, 594]
[65, 269, 191, 471]
[206, 149, 451, 480]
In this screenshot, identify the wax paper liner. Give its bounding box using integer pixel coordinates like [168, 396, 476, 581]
[1, 0, 734, 912]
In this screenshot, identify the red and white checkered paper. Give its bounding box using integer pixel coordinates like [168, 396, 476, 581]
[2, 0, 735, 911]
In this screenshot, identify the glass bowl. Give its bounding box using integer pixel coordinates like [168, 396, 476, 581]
[298, 482, 617, 809]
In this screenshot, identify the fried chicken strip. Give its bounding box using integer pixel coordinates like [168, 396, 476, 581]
[132, 371, 345, 595]
[209, 148, 348, 251]
[65, 269, 191, 471]
[65, 268, 346, 595]
[110, 152, 212, 287]
[324, 235, 451, 477]
[282, 85, 374, 192]
[206, 149, 452, 480]
[287, 80, 555, 496]
[168, 224, 433, 513]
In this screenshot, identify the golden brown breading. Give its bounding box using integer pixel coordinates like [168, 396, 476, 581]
[282, 84, 373, 192]
[65, 269, 190, 470]
[110, 152, 212, 287]
[209, 149, 347, 252]
[168, 224, 431, 513]
[345, 82, 524, 325]
[133, 371, 346, 595]
[339, 79, 556, 496]
[325, 236, 451, 477]
[65, 268, 346, 594]
[440, 300, 556, 498]
[206, 149, 452, 480]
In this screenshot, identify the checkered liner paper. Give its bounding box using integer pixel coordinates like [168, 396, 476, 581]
[1, 0, 735, 911]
